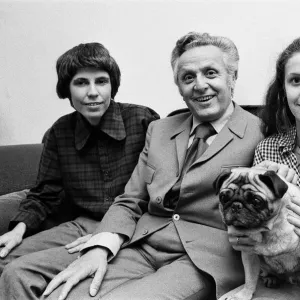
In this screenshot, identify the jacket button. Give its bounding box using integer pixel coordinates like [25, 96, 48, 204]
[142, 229, 148, 235]
[156, 196, 162, 203]
[173, 214, 180, 221]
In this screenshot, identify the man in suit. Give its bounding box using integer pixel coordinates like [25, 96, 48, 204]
[29, 32, 265, 299]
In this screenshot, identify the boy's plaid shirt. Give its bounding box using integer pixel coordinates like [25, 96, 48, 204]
[11, 101, 159, 232]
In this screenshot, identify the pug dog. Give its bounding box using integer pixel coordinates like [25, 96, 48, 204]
[214, 167, 300, 300]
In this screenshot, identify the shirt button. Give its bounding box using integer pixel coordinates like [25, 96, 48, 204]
[156, 196, 162, 203]
[142, 229, 148, 235]
[173, 214, 180, 221]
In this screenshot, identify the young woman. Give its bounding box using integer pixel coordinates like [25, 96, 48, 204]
[225, 37, 300, 300]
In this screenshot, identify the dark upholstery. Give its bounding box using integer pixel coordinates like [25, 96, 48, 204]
[0, 144, 43, 196]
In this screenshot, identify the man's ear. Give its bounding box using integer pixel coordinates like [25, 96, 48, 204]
[258, 170, 288, 198]
[213, 169, 232, 194]
[230, 73, 237, 98]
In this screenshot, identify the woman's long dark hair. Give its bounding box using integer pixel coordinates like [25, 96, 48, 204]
[261, 38, 300, 137]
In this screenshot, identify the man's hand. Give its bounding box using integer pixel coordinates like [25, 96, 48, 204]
[43, 247, 109, 300]
[256, 160, 298, 184]
[65, 234, 92, 254]
[0, 222, 26, 258]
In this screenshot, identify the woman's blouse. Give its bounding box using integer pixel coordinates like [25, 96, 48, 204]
[253, 126, 300, 186]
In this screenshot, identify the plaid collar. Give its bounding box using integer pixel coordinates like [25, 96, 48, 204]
[278, 126, 297, 154]
[75, 100, 126, 151]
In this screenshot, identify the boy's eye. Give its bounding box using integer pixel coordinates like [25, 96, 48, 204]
[96, 78, 109, 85]
[73, 79, 88, 86]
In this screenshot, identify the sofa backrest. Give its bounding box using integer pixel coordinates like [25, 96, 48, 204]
[0, 144, 43, 195]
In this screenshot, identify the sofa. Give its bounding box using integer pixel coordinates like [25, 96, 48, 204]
[1, 105, 300, 299]
[0, 134, 74, 236]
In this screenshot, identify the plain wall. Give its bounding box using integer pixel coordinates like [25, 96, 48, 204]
[0, 0, 299, 145]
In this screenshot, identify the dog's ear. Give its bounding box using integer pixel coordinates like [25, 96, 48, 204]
[213, 169, 232, 194]
[258, 170, 288, 198]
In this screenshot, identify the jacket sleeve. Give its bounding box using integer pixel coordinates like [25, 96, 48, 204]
[9, 126, 64, 235]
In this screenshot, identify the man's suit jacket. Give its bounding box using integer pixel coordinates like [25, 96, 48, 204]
[96, 103, 264, 298]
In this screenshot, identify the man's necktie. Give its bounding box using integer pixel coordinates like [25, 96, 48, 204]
[181, 122, 216, 175]
[164, 122, 216, 209]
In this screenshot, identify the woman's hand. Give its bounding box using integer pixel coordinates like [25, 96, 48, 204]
[0, 222, 26, 258]
[288, 198, 300, 236]
[43, 247, 109, 300]
[65, 234, 92, 254]
[256, 160, 298, 184]
[227, 226, 258, 252]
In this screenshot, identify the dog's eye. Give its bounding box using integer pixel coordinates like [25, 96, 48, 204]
[219, 190, 232, 204]
[251, 197, 264, 208]
[220, 194, 227, 203]
[246, 193, 264, 208]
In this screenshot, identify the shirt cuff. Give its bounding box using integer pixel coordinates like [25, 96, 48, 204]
[80, 232, 125, 261]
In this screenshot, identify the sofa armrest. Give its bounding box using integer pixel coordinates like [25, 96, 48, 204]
[0, 190, 29, 235]
[0, 144, 43, 196]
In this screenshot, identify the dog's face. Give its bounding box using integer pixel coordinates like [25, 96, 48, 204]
[214, 167, 288, 229]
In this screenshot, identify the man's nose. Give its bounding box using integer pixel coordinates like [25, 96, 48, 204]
[194, 75, 208, 91]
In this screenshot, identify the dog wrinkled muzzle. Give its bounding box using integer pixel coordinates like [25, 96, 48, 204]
[220, 193, 272, 229]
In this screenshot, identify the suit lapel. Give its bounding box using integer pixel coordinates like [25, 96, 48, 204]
[171, 115, 192, 176]
[193, 104, 248, 165]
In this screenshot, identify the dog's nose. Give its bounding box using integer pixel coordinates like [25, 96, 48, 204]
[231, 202, 243, 212]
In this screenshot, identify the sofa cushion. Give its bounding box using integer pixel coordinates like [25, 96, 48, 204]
[219, 279, 300, 300]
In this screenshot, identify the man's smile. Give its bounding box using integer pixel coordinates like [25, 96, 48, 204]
[192, 95, 215, 102]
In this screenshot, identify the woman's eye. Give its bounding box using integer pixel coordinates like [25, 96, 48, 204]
[291, 77, 300, 85]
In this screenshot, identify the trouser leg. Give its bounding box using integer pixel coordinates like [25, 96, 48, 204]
[0, 246, 78, 300]
[0, 221, 81, 274]
[45, 245, 214, 300]
[101, 253, 214, 300]
[0, 217, 98, 300]
[44, 246, 155, 300]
